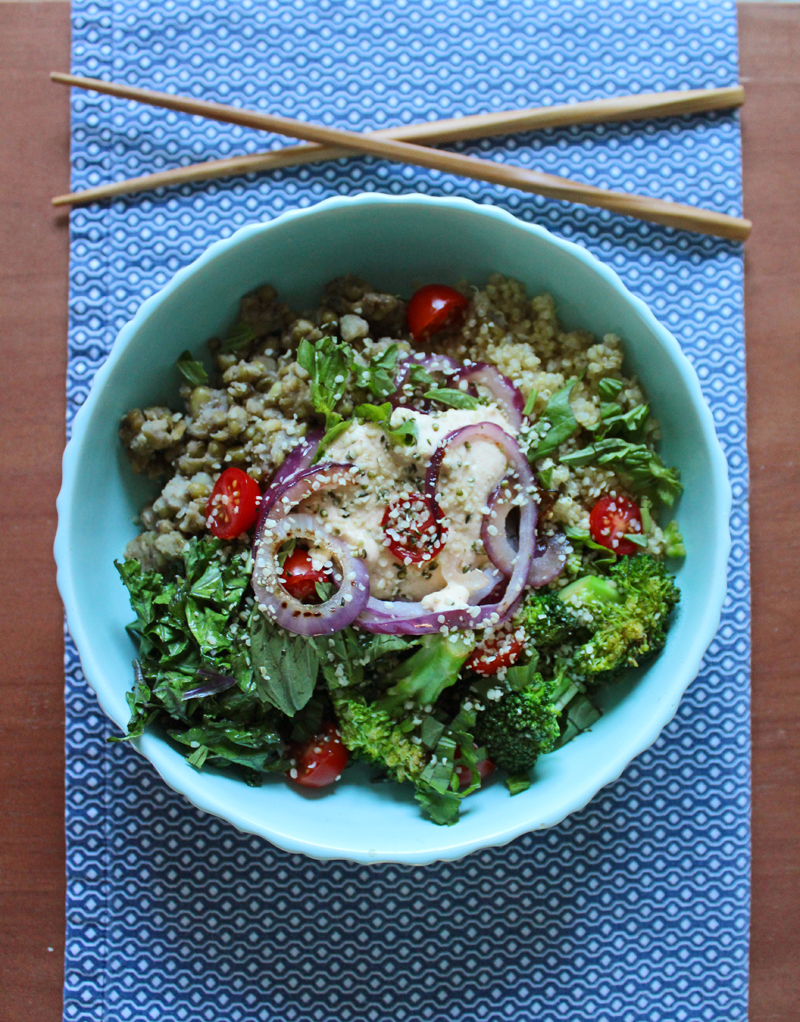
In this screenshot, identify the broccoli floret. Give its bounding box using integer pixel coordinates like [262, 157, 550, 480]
[329, 687, 427, 784]
[520, 591, 579, 648]
[374, 633, 475, 716]
[474, 672, 559, 776]
[564, 554, 680, 680]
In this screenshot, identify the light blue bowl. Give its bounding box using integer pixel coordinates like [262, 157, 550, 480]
[55, 194, 731, 865]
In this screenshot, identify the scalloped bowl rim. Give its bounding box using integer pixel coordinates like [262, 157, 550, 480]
[55, 193, 732, 864]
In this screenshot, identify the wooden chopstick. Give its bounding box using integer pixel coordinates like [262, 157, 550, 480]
[51, 82, 745, 210]
[50, 73, 751, 241]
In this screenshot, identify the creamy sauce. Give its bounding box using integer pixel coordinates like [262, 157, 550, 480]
[299, 404, 518, 610]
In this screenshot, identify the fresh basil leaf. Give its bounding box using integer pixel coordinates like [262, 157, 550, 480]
[600, 402, 650, 441]
[249, 609, 319, 717]
[414, 784, 462, 826]
[352, 344, 400, 399]
[597, 377, 623, 402]
[408, 364, 435, 388]
[220, 320, 257, 353]
[354, 402, 418, 447]
[504, 654, 541, 692]
[563, 525, 615, 554]
[423, 387, 480, 410]
[560, 438, 682, 506]
[506, 774, 532, 795]
[420, 715, 446, 750]
[298, 335, 354, 429]
[530, 379, 579, 461]
[276, 538, 296, 569]
[314, 580, 336, 602]
[314, 419, 352, 462]
[176, 349, 209, 386]
[354, 401, 392, 423]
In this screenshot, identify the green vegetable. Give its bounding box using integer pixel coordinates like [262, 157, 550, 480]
[354, 401, 418, 448]
[560, 437, 683, 506]
[375, 633, 476, 716]
[351, 344, 400, 399]
[599, 402, 650, 442]
[408, 363, 435, 389]
[248, 608, 320, 717]
[115, 538, 286, 777]
[559, 574, 620, 612]
[522, 388, 538, 418]
[313, 419, 353, 462]
[474, 671, 560, 777]
[220, 320, 257, 353]
[597, 377, 623, 401]
[664, 520, 686, 558]
[176, 349, 209, 386]
[520, 590, 579, 648]
[565, 554, 681, 681]
[422, 387, 480, 410]
[297, 335, 353, 430]
[329, 687, 427, 785]
[530, 379, 579, 461]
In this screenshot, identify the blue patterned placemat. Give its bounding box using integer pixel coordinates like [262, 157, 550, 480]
[64, 2, 750, 1019]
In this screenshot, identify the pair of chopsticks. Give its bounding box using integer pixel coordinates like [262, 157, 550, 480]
[51, 73, 751, 241]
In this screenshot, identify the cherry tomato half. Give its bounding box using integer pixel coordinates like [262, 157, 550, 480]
[288, 722, 349, 789]
[407, 284, 470, 343]
[206, 467, 261, 540]
[465, 631, 525, 676]
[280, 548, 335, 603]
[381, 492, 446, 565]
[588, 494, 643, 556]
[454, 748, 496, 791]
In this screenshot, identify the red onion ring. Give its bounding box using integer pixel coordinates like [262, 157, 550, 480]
[390, 352, 462, 406]
[260, 462, 358, 527]
[481, 483, 537, 578]
[452, 363, 524, 429]
[481, 485, 568, 587]
[252, 513, 370, 636]
[357, 423, 536, 635]
[528, 532, 570, 588]
[257, 429, 323, 527]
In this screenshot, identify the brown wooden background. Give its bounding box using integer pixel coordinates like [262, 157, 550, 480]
[0, 3, 797, 1019]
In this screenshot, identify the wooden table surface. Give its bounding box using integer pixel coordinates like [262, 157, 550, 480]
[0, 4, 798, 1020]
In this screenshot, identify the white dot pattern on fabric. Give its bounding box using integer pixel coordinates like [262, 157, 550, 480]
[63, 1, 750, 1020]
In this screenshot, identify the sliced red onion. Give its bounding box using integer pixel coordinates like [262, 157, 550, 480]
[257, 429, 323, 526]
[258, 462, 357, 531]
[481, 483, 538, 578]
[358, 423, 536, 635]
[390, 352, 462, 406]
[182, 668, 238, 701]
[453, 363, 524, 429]
[252, 513, 370, 636]
[528, 532, 569, 588]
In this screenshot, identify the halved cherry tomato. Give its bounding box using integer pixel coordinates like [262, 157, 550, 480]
[589, 494, 643, 556]
[288, 722, 349, 789]
[454, 747, 496, 790]
[381, 492, 446, 565]
[466, 631, 525, 676]
[206, 467, 261, 539]
[407, 284, 469, 342]
[280, 548, 335, 603]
